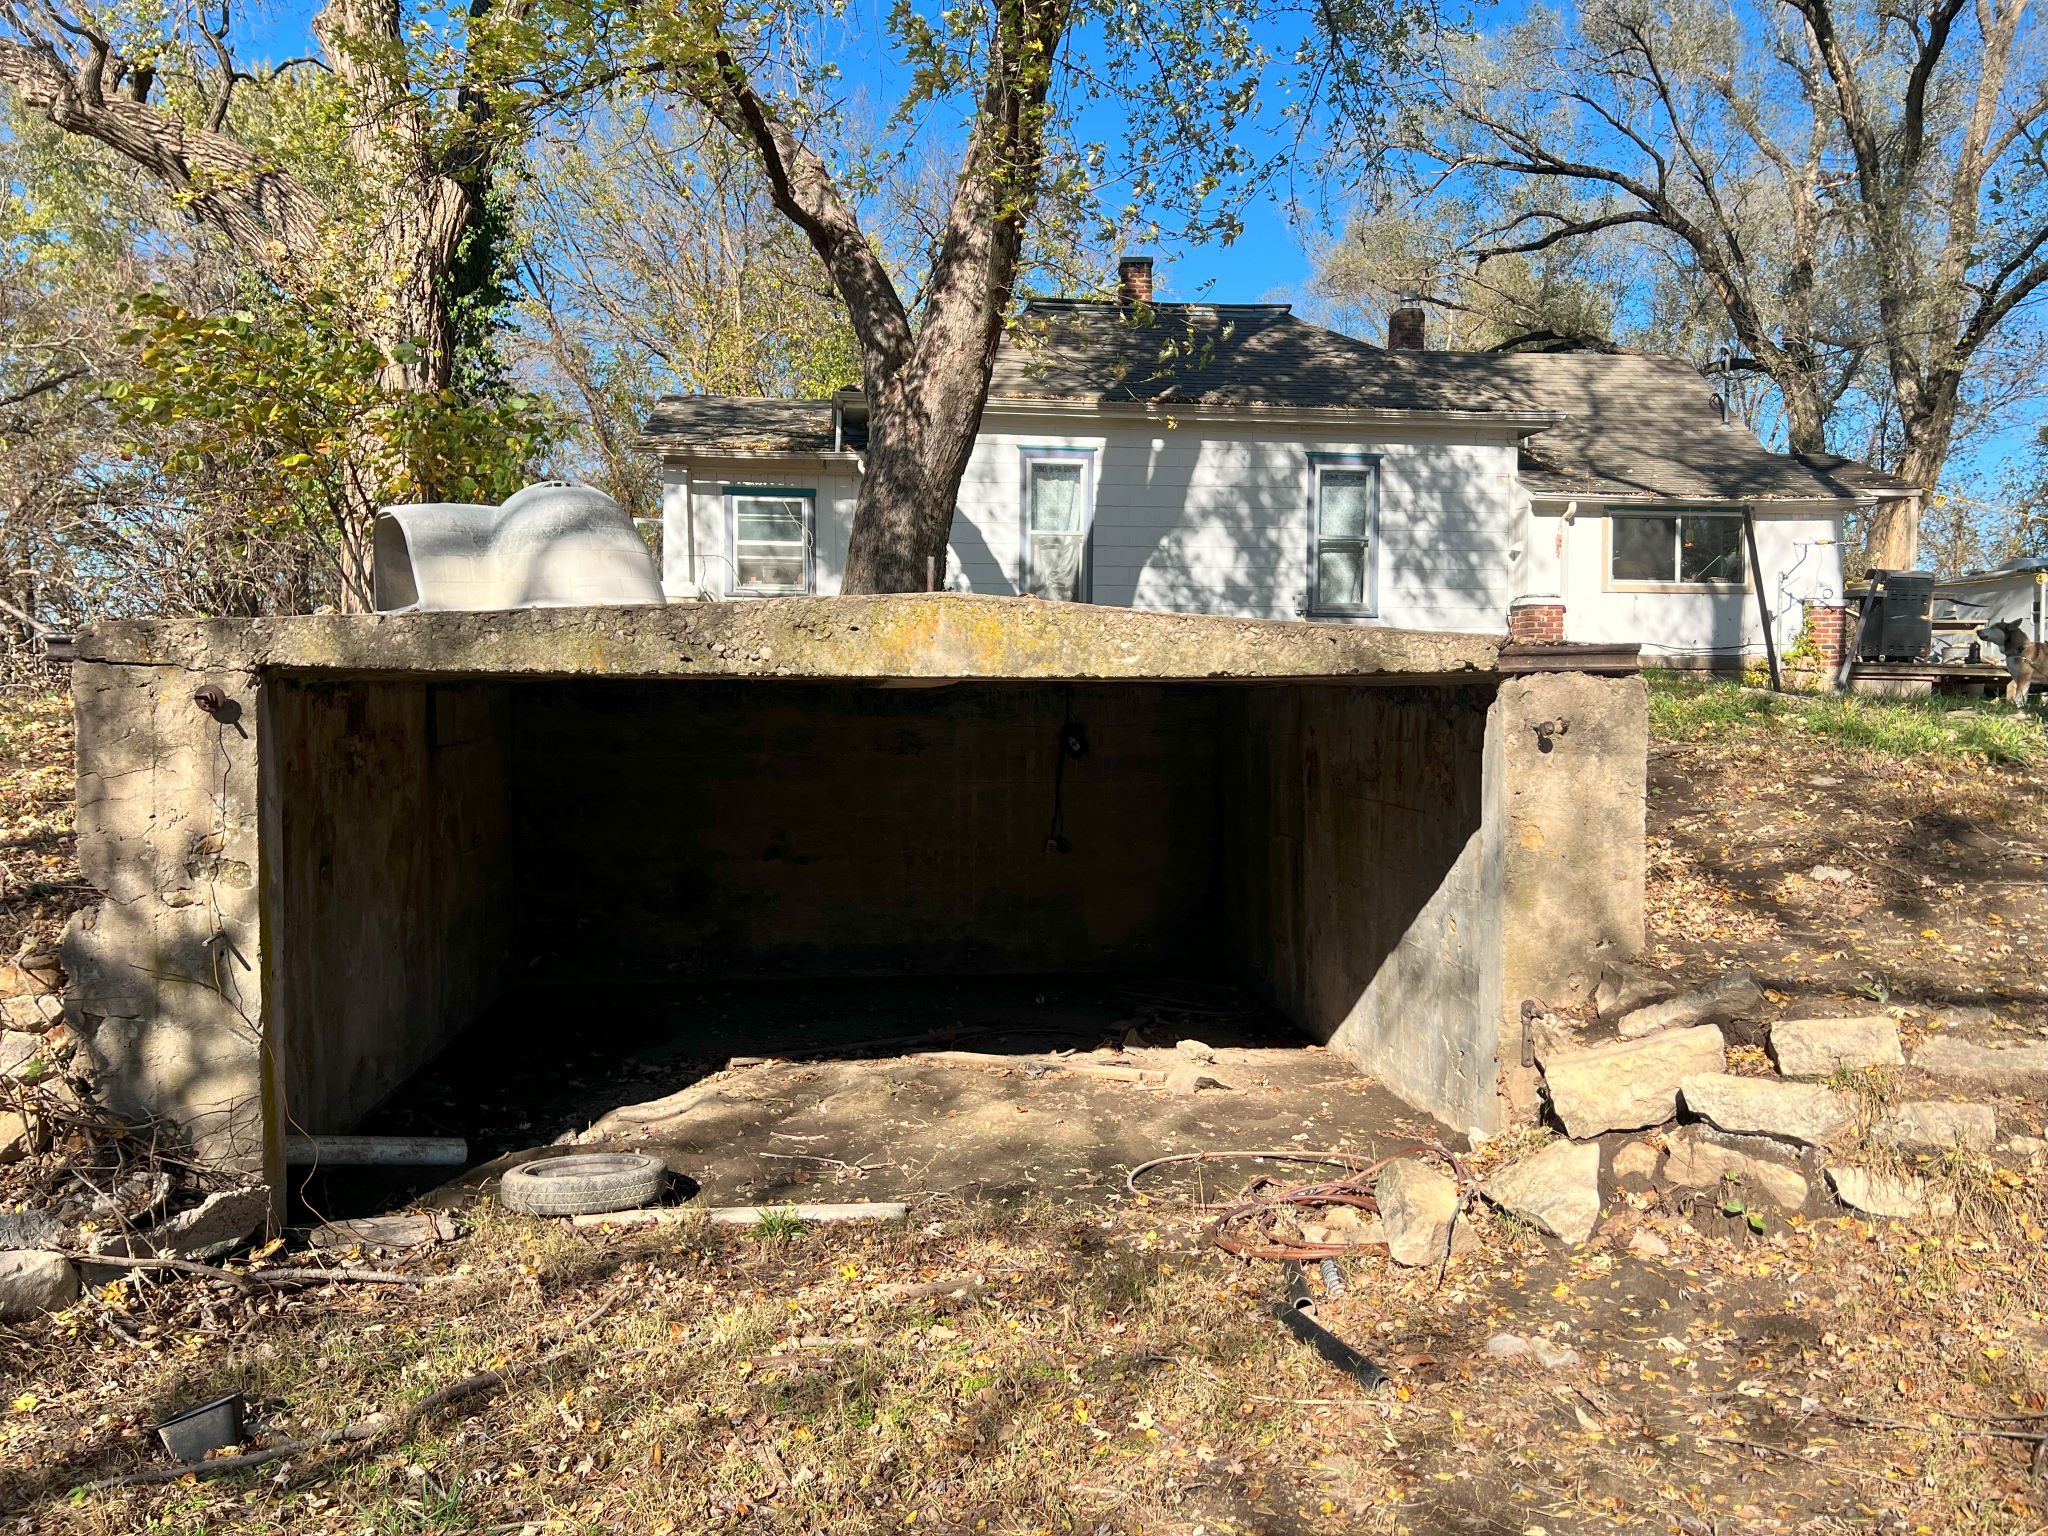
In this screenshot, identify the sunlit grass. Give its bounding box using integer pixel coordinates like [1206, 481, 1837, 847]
[1647, 670, 2045, 766]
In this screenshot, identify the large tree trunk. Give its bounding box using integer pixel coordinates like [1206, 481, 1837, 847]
[1867, 382, 1963, 570]
[844, 358, 1001, 593]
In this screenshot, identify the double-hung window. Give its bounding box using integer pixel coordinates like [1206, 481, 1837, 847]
[1610, 510, 1746, 587]
[1021, 450, 1093, 602]
[726, 488, 814, 595]
[1310, 457, 1378, 617]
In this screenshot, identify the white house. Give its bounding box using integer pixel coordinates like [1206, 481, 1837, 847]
[639, 259, 1914, 663]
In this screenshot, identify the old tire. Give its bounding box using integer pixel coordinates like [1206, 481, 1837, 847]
[498, 1153, 667, 1217]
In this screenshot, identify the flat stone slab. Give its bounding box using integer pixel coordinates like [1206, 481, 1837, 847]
[1616, 971, 1763, 1041]
[1660, 1126, 1809, 1209]
[1911, 1037, 2048, 1096]
[1594, 962, 1667, 1021]
[1375, 1158, 1462, 1268]
[0, 1250, 79, 1320]
[74, 595, 1505, 685]
[94, 1187, 267, 1262]
[1880, 1100, 1996, 1154]
[1539, 1025, 1727, 1138]
[1826, 1165, 1957, 1222]
[1770, 1017, 1903, 1078]
[1680, 1074, 1857, 1148]
[1483, 1139, 1602, 1245]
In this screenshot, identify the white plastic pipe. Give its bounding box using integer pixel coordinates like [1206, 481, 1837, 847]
[284, 1135, 469, 1167]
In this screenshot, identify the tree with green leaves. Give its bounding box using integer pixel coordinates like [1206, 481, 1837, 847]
[513, 0, 1427, 591]
[0, 0, 519, 398]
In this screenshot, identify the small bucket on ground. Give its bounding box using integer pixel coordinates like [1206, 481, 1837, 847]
[157, 1393, 245, 1462]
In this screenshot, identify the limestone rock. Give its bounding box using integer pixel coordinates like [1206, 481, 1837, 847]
[1770, 1016, 1903, 1078]
[16, 949, 63, 992]
[1912, 1037, 2048, 1096]
[309, 1212, 457, 1253]
[1376, 1159, 1462, 1267]
[1611, 1140, 1660, 1182]
[0, 1210, 62, 1249]
[1615, 970, 1763, 1041]
[1, 1032, 44, 1081]
[1483, 1332, 1531, 1359]
[1163, 1065, 1231, 1096]
[0, 1107, 48, 1164]
[1681, 1074, 1856, 1148]
[1539, 1025, 1726, 1138]
[97, 1187, 267, 1262]
[1930, 1005, 1996, 1031]
[1, 993, 62, 1033]
[1594, 961, 1667, 1021]
[1659, 1125, 1809, 1209]
[0, 955, 59, 1000]
[2001, 1135, 2046, 1166]
[0, 1250, 79, 1320]
[1880, 1100, 1996, 1154]
[1826, 1164, 1957, 1222]
[1483, 1139, 1602, 1245]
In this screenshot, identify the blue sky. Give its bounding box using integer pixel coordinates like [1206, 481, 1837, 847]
[227, 0, 2037, 500]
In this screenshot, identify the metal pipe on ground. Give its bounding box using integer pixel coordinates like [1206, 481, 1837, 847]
[1272, 1262, 1387, 1391]
[285, 1135, 469, 1167]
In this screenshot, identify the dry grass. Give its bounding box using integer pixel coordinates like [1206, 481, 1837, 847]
[7, 1178, 2048, 1534]
[6, 688, 2048, 1532]
[0, 687, 85, 960]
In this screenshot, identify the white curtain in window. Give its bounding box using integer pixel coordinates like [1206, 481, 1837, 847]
[1027, 461, 1086, 600]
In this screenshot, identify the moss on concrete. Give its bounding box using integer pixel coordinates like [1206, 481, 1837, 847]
[77, 594, 1502, 683]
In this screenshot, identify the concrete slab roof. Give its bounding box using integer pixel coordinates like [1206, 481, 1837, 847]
[77, 594, 1517, 684]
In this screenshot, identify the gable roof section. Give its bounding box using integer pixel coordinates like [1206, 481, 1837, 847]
[639, 395, 839, 454]
[989, 301, 1523, 412]
[1461, 352, 1916, 503]
[638, 303, 1910, 505]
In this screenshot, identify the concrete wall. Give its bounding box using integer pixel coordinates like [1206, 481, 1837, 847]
[63, 661, 269, 1171]
[1487, 670, 1650, 1120]
[60, 600, 1644, 1167]
[1219, 685, 1503, 1135]
[508, 681, 1223, 978]
[264, 680, 514, 1138]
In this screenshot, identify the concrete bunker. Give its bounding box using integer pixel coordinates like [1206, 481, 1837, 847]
[60, 597, 1647, 1189]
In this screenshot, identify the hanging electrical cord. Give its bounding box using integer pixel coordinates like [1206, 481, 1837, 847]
[1044, 687, 1087, 854]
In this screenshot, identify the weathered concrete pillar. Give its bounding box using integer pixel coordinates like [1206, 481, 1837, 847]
[62, 661, 270, 1177]
[1485, 669, 1649, 1123]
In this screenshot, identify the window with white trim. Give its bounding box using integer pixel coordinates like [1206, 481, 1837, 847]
[1021, 451, 1092, 601]
[1610, 510, 1746, 586]
[726, 489, 814, 594]
[1310, 459, 1377, 616]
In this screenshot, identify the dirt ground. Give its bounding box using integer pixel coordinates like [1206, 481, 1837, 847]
[308, 977, 1443, 1225]
[5, 677, 2048, 1534]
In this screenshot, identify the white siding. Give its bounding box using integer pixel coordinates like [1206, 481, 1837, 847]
[949, 416, 1522, 629]
[1549, 505, 1846, 659]
[668, 457, 860, 597]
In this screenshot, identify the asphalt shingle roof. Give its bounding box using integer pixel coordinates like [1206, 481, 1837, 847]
[641, 301, 1910, 504]
[638, 396, 838, 454]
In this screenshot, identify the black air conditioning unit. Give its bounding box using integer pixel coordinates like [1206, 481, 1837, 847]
[1856, 570, 1935, 662]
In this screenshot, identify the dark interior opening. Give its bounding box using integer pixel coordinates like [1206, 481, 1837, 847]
[263, 672, 1498, 1211]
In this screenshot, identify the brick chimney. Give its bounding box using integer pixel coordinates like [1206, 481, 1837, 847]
[1117, 255, 1154, 305]
[1388, 291, 1426, 350]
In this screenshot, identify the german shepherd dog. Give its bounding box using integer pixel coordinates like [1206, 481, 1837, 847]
[1978, 619, 2048, 705]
